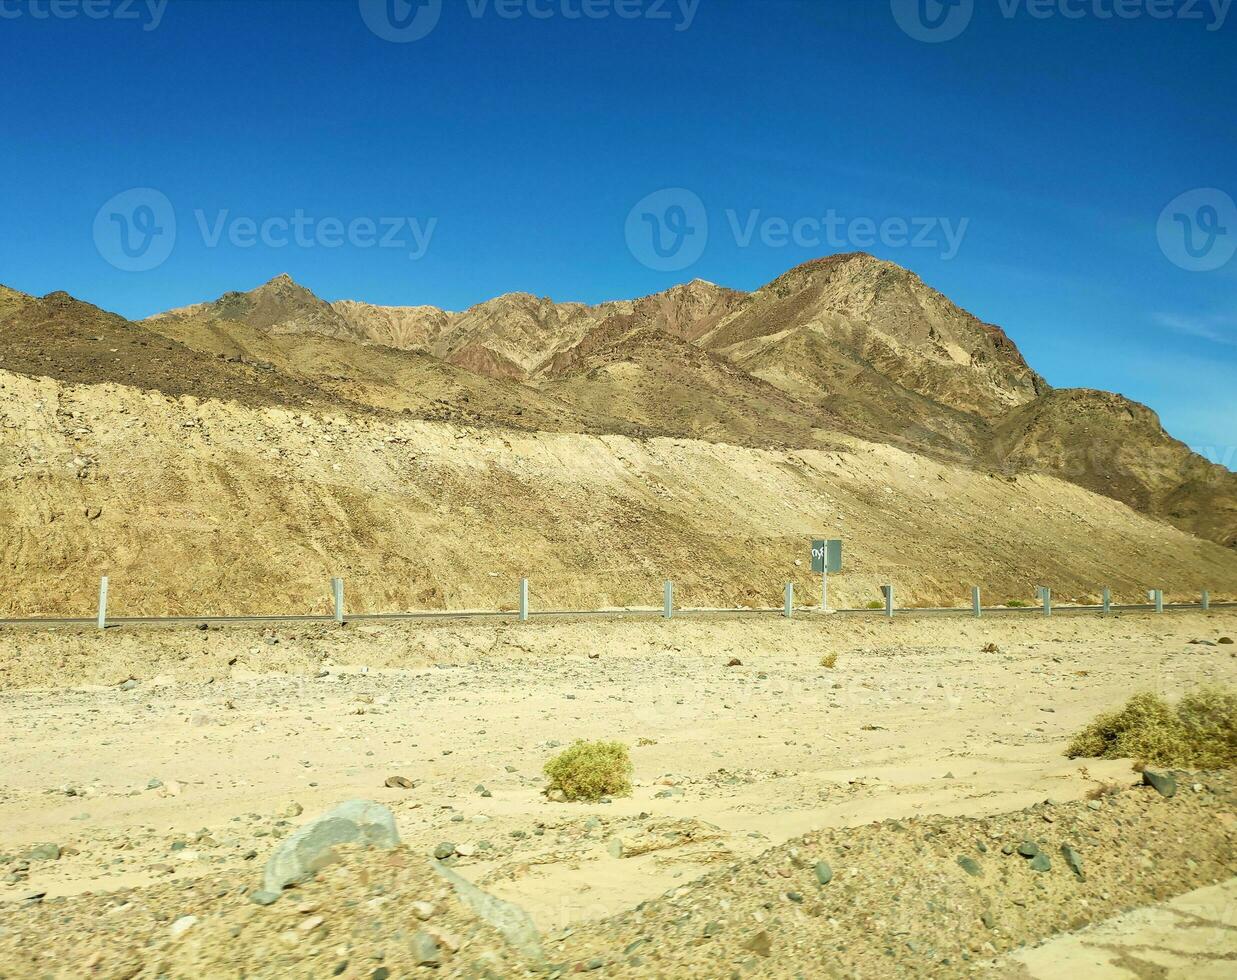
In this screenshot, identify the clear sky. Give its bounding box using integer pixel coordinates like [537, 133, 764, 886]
[1, 0, 1234, 457]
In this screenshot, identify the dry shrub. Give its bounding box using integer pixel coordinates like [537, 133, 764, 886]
[1066, 687, 1237, 768]
[866, 600, 884, 610]
[821, 653, 838, 669]
[543, 740, 633, 802]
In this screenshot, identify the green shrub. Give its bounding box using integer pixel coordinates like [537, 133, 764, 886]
[1006, 599, 1030, 608]
[820, 653, 838, 669]
[866, 600, 884, 609]
[543, 740, 632, 802]
[1066, 687, 1237, 768]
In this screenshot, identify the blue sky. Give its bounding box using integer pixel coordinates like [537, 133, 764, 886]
[1, 0, 1234, 457]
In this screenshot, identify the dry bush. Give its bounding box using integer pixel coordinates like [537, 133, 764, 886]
[1006, 599, 1030, 608]
[866, 600, 884, 610]
[543, 740, 633, 802]
[820, 653, 838, 669]
[1066, 687, 1237, 768]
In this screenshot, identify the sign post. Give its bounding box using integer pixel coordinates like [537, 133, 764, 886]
[811, 539, 842, 611]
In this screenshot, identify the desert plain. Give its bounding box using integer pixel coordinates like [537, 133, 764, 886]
[0, 609, 1233, 977]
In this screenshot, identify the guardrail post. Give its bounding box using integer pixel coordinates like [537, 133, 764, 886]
[883, 585, 894, 619]
[1154, 589, 1164, 614]
[1042, 588, 1052, 618]
[972, 586, 981, 619]
[97, 576, 109, 630]
[1202, 590, 1210, 611]
[519, 578, 530, 622]
[331, 577, 345, 624]
[663, 581, 673, 620]
[1102, 587, 1111, 615]
[784, 582, 794, 619]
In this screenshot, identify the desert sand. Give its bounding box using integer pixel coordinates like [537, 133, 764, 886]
[0, 610, 1233, 976]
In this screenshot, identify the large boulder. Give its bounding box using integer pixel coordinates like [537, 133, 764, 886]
[263, 800, 399, 893]
[431, 859, 546, 967]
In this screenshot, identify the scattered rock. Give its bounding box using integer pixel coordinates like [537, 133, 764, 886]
[1028, 853, 1051, 873]
[263, 800, 399, 892]
[409, 930, 441, 967]
[726, 658, 742, 667]
[250, 890, 281, 906]
[814, 861, 833, 885]
[384, 776, 414, 789]
[1143, 769, 1177, 798]
[169, 915, 198, 938]
[1061, 843, 1085, 879]
[744, 931, 772, 957]
[433, 842, 457, 860]
[956, 855, 982, 877]
[431, 859, 547, 967]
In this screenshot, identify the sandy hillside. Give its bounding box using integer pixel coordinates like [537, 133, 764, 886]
[0, 612, 1232, 976]
[1, 369, 1234, 618]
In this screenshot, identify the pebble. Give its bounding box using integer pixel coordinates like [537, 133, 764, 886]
[169, 915, 198, 938]
[410, 930, 441, 967]
[434, 842, 457, 859]
[1142, 769, 1176, 798]
[956, 856, 982, 877]
[815, 861, 833, 885]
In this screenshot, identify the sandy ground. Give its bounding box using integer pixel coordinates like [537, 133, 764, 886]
[0, 611, 1233, 975]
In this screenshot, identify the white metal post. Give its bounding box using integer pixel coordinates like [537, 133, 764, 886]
[1102, 587, 1111, 615]
[1202, 590, 1210, 611]
[784, 582, 794, 619]
[663, 581, 673, 620]
[820, 570, 828, 612]
[884, 585, 894, 619]
[1154, 589, 1164, 614]
[332, 577, 344, 624]
[972, 586, 981, 618]
[519, 578, 529, 622]
[97, 576, 109, 630]
[1042, 588, 1052, 617]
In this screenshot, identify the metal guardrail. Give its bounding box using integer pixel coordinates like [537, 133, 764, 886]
[0, 601, 1231, 630]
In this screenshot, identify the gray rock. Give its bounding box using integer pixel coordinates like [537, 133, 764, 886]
[118, 679, 138, 692]
[956, 856, 982, 877]
[1061, 843, 1085, 879]
[434, 842, 457, 860]
[26, 844, 60, 862]
[1143, 769, 1176, 798]
[431, 859, 546, 967]
[1017, 841, 1040, 858]
[410, 930, 441, 967]
[262, 800, 399, 892]
[1028, 852, 1051, 872]
[607, 838, 624, 859]
[703, 920, 723, 937]
[815, 861, 833, 885]
[249, 890, 280, 906]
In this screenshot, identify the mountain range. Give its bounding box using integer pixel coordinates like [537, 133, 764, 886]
[134, 252, 1233, 548]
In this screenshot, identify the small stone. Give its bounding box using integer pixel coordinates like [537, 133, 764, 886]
[703, 920, 723, 937]
[1028, 852, 1051, 873]
[299, 915, 325, 933]
[786, 891, 804, 903]
[547, 789, 567, 803]
[169, 915, 198, 938]
[434, 842, 457, 860]
[1142, 769, 1177, 798]
[956, 856, 982, 877]
[980, 910, 995, 929]
[411, 901, 435, 921]
[263, 800, 399, 893]
[607, 838, 624, 859]
[815, 861, 833, 885]
[726, 658, 743, 667]
[283, 803, 304, 818]
[410, 930, 441, 967]
[26, 844, 60, 862]
[118, 679, 139, 692]
[745, 931, 772, 957]
[455, 843, 476, 857]
[250, 890, 280, 906]
[1219, 637, 1233, 644]
[1061, 844, 1085, 879]
[1017, 841, 1040, 858]
[385, 776, 414, 789]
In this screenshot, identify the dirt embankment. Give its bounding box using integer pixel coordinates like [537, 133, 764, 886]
[2, 370, 1234, 619]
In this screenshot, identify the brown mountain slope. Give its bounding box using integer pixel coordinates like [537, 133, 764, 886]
[120, 253, 1237, 550]
[2, 367, 1233, 617]
[0, 289, 350, 412]
[994, 389, 1237, 548]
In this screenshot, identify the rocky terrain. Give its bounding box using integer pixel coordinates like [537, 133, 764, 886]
[0, 612, 1232, 976]
[139, 254, 1237, 546]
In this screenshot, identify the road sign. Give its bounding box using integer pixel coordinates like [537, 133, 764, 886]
[811, 539, 842, 574]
